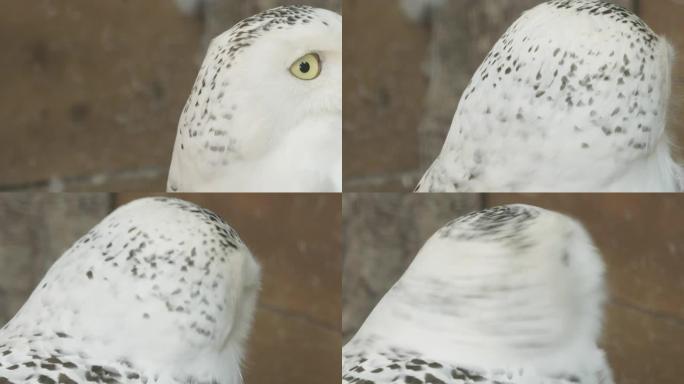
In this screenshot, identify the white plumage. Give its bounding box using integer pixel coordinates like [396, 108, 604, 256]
[343, 204, 613, 384]
[168, 6, 342, 192]
[0, 197, 260, 384]
[418, 0, 682, 192]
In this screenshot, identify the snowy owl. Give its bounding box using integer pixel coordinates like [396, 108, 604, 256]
[0, 197, 261, 384]
[167, 6, 342, 192]
[417, 0, 682, 192]
[343, 204, 613, 384]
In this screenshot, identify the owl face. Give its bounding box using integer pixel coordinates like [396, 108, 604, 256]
[213, 7, 341, 159]
[168, 6, 342, 192]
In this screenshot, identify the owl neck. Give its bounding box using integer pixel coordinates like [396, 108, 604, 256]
[600, 140, 683, 191]
[1, 282, 248, 384]
[426, 134, 681, 192]
[0, 330, 245, 384]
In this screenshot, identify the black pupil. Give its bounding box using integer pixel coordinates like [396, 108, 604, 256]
[299, 61, 311, 73]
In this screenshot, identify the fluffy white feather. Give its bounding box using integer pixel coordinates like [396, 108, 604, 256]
[167, 6, 342, 192]
[418, 0, 682, 192]
[0, 197, 261, 384]
[343, 204, 613, 384]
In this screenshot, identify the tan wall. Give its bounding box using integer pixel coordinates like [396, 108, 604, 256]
[343, 0, 684, 192]
[0, 3, 202, 191]
[0, 0, 340, 192]
[0, 193, 341, 384]
[343, 194, 684, 384]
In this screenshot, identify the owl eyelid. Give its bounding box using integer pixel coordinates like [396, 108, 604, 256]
[291, 52, 320, 66]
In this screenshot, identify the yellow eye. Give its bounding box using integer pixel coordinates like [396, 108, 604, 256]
[289, 53, 321, 80]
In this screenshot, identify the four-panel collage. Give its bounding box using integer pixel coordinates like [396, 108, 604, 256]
[1, 1, 682, 384]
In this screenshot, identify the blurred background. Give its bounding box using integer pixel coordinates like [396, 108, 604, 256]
[0, 193, 341, 384]
[0, 0, 341, 192]
[343, 0, 684, 191]
[343, 194, 684, 384]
